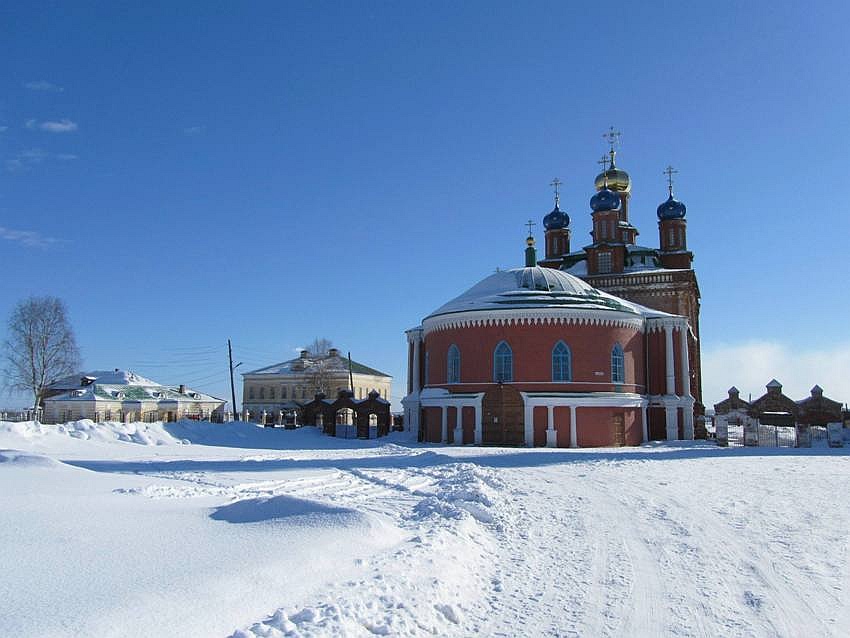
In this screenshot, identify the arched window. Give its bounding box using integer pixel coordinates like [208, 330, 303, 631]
[447, 345, 461, 384]
[248, 387, 255, 400]
[259, 387, 265, 400]
[281, 386, 287, 399]
[424, 351, 430, 386]
[552, 341, 572, 382]
[494, 341, 513, 382]
[611, 343, 625, 384]
[269, 387, 275, 400]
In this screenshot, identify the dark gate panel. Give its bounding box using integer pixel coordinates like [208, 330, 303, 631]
[648, 407, 666, 440]
[482, 384, 524, 446]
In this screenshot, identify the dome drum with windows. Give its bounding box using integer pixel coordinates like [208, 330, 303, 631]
[403, 258, 697, 449]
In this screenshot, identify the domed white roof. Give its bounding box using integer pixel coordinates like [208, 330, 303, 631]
[426, 266, 657, 320]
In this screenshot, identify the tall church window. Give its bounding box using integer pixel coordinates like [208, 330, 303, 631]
[447, 345, 461, 384]
[248, 387, 255, 400]
[668, 228, 675, 247]
[611, 343, 625, 384]
[552, 341, 572, 382]
[598, 252, 612, 274]
[269, 387, 275, 400]
[494, 341, 513, 383]
[259, 387, 265, 400]
[424, 351, 430, 386]
[281, 386, 287, 399]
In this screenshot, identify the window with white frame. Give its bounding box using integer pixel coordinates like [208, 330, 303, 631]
[494, 341, 513, 382]
[611, 343, 625, 384]
[552, 341, 572, 382]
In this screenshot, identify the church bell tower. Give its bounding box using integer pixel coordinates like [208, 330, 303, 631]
[657, 165, 693, 269]
[540, 178, 571, 267]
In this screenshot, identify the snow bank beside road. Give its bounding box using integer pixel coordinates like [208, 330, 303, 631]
[0, 418, 412, 458]
[0, 448, 62, 467]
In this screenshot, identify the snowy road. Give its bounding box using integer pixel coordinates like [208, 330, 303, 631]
[2, 420, 848, 637]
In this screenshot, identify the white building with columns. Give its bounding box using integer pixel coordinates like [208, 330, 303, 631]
[402, 257, 695, 447]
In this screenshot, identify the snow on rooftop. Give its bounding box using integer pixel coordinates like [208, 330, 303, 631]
[244, 353, 390, 378]
[48, 370, 159, 388]
[424, 265, 675, 321]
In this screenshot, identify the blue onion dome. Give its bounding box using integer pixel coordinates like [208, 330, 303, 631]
[590, 187, 621, 212]
[656, 194, 687, 220]
[543, 204, 570, 230]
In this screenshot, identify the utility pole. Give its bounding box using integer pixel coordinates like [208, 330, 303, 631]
[228, 339, 242, 421]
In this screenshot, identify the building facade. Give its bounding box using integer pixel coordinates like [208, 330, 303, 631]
[538, 137, 703, 432]
[42, 369, 224, 423]
[714, 381, 844, 427]
[402, 241, 695, 447]
[242, 348, 392, 418]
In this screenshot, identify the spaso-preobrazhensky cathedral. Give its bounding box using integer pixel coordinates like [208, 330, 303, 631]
[403, 129, 704, 447]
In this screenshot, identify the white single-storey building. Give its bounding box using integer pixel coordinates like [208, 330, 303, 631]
[42, 369, 225, 423]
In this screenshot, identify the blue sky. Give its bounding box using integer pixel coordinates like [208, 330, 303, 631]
[2, 1, 849, 410]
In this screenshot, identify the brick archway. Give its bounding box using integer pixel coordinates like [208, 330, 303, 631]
[481, 384, 525, 446]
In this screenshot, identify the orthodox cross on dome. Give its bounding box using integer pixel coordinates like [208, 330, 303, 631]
[597, 154, 611, 188]
[603, 126, 621, 167]
[603, 126, 622, 151]
[524, 220, 537, 266]
[550, 177, 562, 207]
[663, 165, 678, 196]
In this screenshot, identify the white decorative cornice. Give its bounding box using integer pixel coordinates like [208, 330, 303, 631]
[422, 308, 645, 336]
[645, 316, 689, 333]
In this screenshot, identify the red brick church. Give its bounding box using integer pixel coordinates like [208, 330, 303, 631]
[402, 130, 702, 447]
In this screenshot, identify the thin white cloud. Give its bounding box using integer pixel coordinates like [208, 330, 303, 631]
[0, 226, 61, 248]
[183, 125, 204, 135]
[39, 119, 78, 133]
[24, 80, 64, 92]
[5, 148, 78, 171]
[25, 118, 78, 132]
[702, 340, 850, 408]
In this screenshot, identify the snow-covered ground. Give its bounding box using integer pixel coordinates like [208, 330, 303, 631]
[2, 420, 849, 637]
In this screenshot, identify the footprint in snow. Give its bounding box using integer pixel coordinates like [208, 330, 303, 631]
[743, 590, 763, 611]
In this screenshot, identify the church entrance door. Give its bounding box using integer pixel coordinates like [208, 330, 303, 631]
[482, 384, 525, 446]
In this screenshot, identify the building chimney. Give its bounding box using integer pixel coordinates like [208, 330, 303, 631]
[179, 384, 186, 394]
[328, 348, 340, 357]
[300, 350, 309, 359]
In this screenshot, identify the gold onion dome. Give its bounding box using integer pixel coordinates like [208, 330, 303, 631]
[594, 153, 631, 193]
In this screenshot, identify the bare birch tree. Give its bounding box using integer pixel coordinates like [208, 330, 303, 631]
[2, 296, 81, 408]
[307, 337, 333, 356]
[304, 358, 334, 398]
